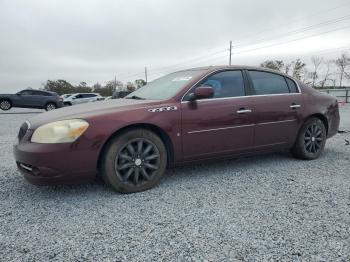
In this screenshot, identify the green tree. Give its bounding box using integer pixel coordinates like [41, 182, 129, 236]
[134, 79, 146, 89]
[105, 80, 117, 95]
[126, 82, 136, 92]
[93, 82, 113, 96]
[291, 59, 306, 80]
[260, 60, 285, 71]
[43, 79, 74, 95]
[75, 82, 92, 93]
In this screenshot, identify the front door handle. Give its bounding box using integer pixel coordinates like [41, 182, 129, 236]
[290, 104, 301, 109]
[237, 108, 252, 114]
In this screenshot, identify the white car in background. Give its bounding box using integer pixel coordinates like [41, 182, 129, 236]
[63, 93, 103, 106]
[60, 94, 72, 99]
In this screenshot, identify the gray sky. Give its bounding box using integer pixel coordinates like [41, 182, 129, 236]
[1, 0, 350, 92]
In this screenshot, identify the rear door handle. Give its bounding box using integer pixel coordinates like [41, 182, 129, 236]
[237, 109, 252, 114]
[290, 104, 301, 109]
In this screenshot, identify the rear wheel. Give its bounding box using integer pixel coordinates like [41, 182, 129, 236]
[100, 129, 167, 193]
[0, 99, 12, 111]
[45, 102, 57, 111]
[291, 117, 326, 160]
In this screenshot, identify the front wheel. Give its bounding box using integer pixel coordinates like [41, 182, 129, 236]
[0, 99, 12, 111]
[45, 102, 57, 111]
[291, 117, 326, 160]
[100, 129, 167, 193]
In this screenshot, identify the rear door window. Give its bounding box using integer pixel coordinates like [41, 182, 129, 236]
[31, 90, 45, 96]
[285, 78, 299, 93]
[248, 71, 290, 95]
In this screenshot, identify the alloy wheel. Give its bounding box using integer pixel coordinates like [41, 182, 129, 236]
[0, 100, 11, 110]
[114, 138, 160, 186]
[46, 103, 56, 111]
[304, 123, 323, 154]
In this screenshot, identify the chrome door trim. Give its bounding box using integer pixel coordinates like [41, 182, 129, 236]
[180, 67, 302, 102]
[187, 124, 255, 134]
[290, 104, 301, 108]
[187, 119, 297, 134]
[181, 92, 302, 104]
[256, 119, 296, 126]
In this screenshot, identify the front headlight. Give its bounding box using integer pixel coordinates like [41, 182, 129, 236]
[31, 119, 89, 144]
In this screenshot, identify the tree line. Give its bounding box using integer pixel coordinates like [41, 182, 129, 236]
[260, 53, 350, 89]
[42, 53, 350, 96]
[42, 79, 146, 96]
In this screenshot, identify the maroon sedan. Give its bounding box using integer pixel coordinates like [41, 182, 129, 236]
[14, 66, 340, 193]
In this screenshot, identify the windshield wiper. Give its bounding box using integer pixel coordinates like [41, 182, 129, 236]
[126, 95, 146, 100]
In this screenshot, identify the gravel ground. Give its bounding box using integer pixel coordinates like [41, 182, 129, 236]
[0, 105, 349, 261]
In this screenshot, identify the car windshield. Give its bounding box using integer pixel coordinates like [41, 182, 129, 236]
[125, 69, 205, 100]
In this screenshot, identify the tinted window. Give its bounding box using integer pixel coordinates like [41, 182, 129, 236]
[19, 90, 33, 95]
[197, 70, 245, 99]
[249, 71, 289, 95]
[286, 78, 298, 93]
[31, 90, 44, 96]
[41, 91, 53, 96]
[82, 94, 97, 98]
[75, 94, 83, 98]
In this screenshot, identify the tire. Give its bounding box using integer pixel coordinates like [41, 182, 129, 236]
[291, 117, 327, 160]
[45, 102, 57, 111]
[0, 99, 12, 111]
[100, 129, 167, 193]
[64, 102, 72, 106]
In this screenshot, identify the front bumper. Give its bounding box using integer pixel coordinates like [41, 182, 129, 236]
[13, 130, 98, 185]
[57, 101, 64, 108]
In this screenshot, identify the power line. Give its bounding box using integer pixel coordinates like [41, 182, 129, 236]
[234, 14, 350, 49]
[117, 3, 350, 81]
[203, 46, 350, 66]
[146, 16, 350, 76]
[232, 25, 350, 56]
[232, 1, 350, 46]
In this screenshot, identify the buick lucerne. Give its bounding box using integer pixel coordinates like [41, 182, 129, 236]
[14, 66, 340, 193]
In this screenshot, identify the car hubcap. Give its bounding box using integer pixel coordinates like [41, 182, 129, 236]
[0, 101, 10, 110]
[114, 138, 160, 186]
[304, 123, 323, 154]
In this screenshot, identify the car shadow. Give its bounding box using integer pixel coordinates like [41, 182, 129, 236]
[20, 151, 294, 198]
[0, 112, 42, 115]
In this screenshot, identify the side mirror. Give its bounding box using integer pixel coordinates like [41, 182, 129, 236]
[16, 93, 21, 96]
[190, 86, 214, 101]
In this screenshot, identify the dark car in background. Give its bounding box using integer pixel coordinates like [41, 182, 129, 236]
[14, 66, 339, 193]
[0, 89, 63, 111]
[112, 91, 131, 99]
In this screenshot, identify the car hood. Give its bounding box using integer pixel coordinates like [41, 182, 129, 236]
[27, 99, 162, 129]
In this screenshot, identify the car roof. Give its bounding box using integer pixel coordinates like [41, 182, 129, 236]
[21, 89, 56, 94]
[74, 93, 99, 95]
[174, 65, 296, 80]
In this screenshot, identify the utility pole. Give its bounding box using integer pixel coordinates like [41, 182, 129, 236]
[145, 67, 148, 83]
[229, 40, 232, 66]
[114, 75, 117, 91]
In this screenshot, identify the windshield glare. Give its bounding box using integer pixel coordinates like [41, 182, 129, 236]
[126, 69, 205, 100]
